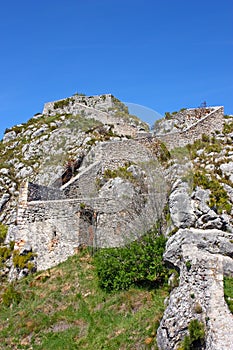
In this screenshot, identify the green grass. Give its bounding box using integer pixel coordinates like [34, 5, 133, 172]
[224, 276, 233, 314]
[0, 250, 168, 349]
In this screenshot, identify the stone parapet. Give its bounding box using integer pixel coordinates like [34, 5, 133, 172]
[156, 106, 224, 149]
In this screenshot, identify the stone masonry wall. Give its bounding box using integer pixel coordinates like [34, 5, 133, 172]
[16, 191, 150, 270]
[60, 139, 153, 198]
[156, 106, 224, 149]
[15, 138, 160, 271]
[28, 182, 66, 201]
[42, 94, 144, 138]
[43, 94, 113, 114]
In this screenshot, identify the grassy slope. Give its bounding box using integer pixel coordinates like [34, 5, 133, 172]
[0, 250, 168, 350]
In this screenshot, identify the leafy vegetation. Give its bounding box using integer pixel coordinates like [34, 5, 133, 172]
[2, 284, 22, 307]
[223, 121, 233, 134]
[224, 276, 233, 314]
[187, 134, 223, 160]
[0, 223, 8, 244]
[12, 250, 36, 271]
[157, 142, 171, 163]
[111, 96, 129, 114]
[94, 230, 168, 292]
[53, 98, 74, 109]
[73, 92, 86, 97]
[0, 246, 12, 269]
[0, 250, 168, 349]
[179, 319, 205, 350]
[102, 163, 135, 183]
[193, 171, 231, 214]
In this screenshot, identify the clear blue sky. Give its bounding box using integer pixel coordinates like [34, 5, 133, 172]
[0, 0, 232, 138]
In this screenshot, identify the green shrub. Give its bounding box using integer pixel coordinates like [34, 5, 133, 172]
[94, 230, 167, 292]
[0, 223, 8, 244]
[12, 250, 35, 270]
[11, 125, 23, 135]
[223, 122, 233, 134]
[73, 92, 86, 96]
[224, 276, 233, 313]
[53, 98, 73, 109]
[181, 319, 205, 349]
[2, 284, 21, 307]
[201, 133, 210, 142]
[111, 96, 129, 114]
[187, 135, 222, 160]
[157, 142, 171, 163]
[164, 112, 172, 119]
[193, 171, 231, 214]
[205, 142, 222, 154]
[186, 261, 192, 271]
[0, 246, 12, 266]
[103, 163, 135, 182]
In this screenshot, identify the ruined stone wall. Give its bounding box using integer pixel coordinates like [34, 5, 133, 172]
[16, 192, 147, 270]
[28, 182, 66, 201]
[61, 139, 153, 198]
[61, 162, 102, 199]
[42, 94, 147, 138]
[15, 135, 163, 271]
[84, 139, 154, 168]
[43, 94, 113, 115]
[16, 198, 81, 270]
[156, 106, 224, 149]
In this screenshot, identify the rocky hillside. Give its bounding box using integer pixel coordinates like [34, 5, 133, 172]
[0, 94, 149, 225]
[0, 96, 233, 349]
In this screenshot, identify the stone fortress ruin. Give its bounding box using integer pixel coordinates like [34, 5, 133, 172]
[13, 95, 224, 272]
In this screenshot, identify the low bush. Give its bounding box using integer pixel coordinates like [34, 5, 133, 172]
[164, 112, 172, 119]
[187, 135, 222, 159]
[103, 163, 135, 183]
[157, 142, 171, 163]
[0, 246, 12, 267]
[12, 250, 36, 270]
[0, 223, 8, 244]
[94, 230, 168, 292]
[53, 98, 73, 109]
[224, 276, 233, 313]
[223, 121, 233, 134]
[180, 319, 205, 349]
[193, 171, 231, 214]
[2, 284, 22, 307]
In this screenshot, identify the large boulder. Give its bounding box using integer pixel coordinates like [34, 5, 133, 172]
[169, 181, 196, 228]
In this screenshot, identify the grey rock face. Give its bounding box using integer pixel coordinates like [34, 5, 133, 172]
[3, 130, 17, 143]
[0, 193, 10, 211]
[0, 168, 10, 175]
[220, 161, 233, 181]
[157, 228, 233, 350]
[169, 181, 196, 229]
[192, 187, 210, 214]
[99, 178, 135, 199]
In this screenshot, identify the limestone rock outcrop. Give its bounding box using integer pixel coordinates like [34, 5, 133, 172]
[157, 228, 233, 350]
